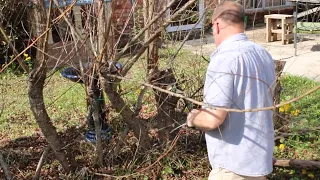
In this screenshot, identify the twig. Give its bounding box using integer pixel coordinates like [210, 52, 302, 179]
[113, 0, 181, 62]
[110, 126, 129, 158]
[0, 0, 77, 73]
[201, 55, 210, 63]
[170, 123, 187, 133]
[33, 147, 50, 180]
[167, 9, 207, 68]
[120, 0, 200, 77]
[0, 151, 13, 180]
[136, 130, 182, 173]
[129, 127, 142, 170]
[90, 129, 183, 178]
[134, 86, 148, 115]
[0, 26, 30, 73]
[106, 74, 320, 113]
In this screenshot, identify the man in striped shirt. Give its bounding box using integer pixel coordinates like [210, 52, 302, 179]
[186, 1, 276, 179]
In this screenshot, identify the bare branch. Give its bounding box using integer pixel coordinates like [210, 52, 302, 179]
[120, 0, 199, 76]
[113, 0, 183, 62]
[33, 147, 50, 180]
[0, 26, 30, 73]
[0, 1, 78, 73]
[106, 74, 320, 113]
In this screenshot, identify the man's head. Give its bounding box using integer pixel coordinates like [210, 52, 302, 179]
[211, 1, 245, 46]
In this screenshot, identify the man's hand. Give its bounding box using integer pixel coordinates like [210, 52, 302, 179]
[186, 109, 200, 127]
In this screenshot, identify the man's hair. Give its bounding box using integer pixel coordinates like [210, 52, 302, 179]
[212, 1, 245, 25]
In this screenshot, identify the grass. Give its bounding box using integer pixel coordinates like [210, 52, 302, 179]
[0, 70, 87, 139]
[280, 75, 320, 128]
[0, 47, 320, 179]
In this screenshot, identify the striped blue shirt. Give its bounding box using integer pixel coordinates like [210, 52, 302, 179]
[203, 33, 276, 176]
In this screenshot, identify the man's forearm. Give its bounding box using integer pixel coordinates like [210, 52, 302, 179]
[188, 109, 228, 131]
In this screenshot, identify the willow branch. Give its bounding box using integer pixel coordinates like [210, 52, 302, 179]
[106, 74, 320, 113]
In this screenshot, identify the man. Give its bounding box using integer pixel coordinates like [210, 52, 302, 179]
[186, 1, 276, 179]
[61, 60, 123, 143]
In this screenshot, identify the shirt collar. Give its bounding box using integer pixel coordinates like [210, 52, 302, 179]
[211, 33, 248, 57]
[219, 33, 248, 47]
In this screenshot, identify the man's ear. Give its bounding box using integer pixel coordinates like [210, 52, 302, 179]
[213, 22, 219, 35]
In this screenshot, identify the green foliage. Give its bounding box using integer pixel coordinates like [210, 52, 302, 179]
[161, 165, 174, 175]
[280, 74, 320, 128]
[271, 74, 320, 179]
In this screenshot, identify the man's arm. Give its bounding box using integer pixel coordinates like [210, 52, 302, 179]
[186, 55, 236, 131]
[187, 108, 228, 131]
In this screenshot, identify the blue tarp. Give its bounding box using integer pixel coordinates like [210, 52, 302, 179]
[45, 0, 112, 8]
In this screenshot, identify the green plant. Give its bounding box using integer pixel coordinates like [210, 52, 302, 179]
[280, 74, 320, 128]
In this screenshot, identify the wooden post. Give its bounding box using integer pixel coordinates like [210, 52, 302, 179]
[272, 19, 277, 41]
[266, 17, 272, 42]
[281, 19, 286, 45]
[288, 23, 294, 44]
[73, 6, 83, 39]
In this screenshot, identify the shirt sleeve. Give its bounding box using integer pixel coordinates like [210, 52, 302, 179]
[203, 56, 235, 109]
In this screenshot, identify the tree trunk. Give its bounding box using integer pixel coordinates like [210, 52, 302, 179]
[28, 0, 76, 172]
[100, 0, 199, 149]
[143, 0, 150, 69]
[150, 68, 185, 142]
[88, 0, 109, 166]
[97, 0, 152, 149]
[145, 0, 183, 142]
[86, 72, 104, 166]
[273, 60, 286, 129]
[99, 73, 152, 149]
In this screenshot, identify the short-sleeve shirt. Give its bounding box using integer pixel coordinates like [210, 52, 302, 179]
[203, 33, 276, 176]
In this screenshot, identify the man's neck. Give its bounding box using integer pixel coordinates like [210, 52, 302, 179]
[217, 29, 245, 46]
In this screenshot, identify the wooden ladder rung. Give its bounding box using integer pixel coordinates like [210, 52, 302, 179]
[271, 29, 283, 34]
[271, 29, 293, 34]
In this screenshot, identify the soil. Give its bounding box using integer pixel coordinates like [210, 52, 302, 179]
[0, 124, 209, 179]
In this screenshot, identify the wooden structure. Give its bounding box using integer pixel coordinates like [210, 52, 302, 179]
[265, 14, 294, 45]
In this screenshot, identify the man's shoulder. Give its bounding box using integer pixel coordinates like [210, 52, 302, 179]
[217, 38, 266, 53]
[225, 39, 271, 59]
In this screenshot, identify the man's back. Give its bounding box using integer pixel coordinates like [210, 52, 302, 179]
[203, 33, 276, 176]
